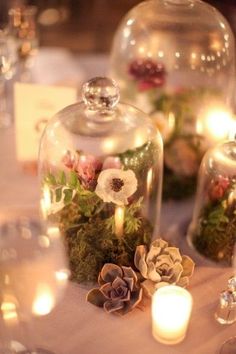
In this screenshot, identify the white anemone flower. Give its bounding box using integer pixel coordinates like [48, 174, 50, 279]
[95, 169, 138, 206]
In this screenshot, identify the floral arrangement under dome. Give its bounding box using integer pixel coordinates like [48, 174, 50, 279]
[42, 140, 161, 284]
[192, 176, 236, 264]
[87, 238, 195, 315]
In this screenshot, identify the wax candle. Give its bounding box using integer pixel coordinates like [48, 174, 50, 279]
[115, 206, 125, 237]
[197, 107, 233, 144]
[152, 285, 192, 345]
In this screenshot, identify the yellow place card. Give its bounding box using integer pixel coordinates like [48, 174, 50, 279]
[14, 82, 77, 162]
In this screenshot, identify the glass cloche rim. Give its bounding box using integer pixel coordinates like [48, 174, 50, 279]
[121, 0, 234, 29]
[203, 140, 236, 165]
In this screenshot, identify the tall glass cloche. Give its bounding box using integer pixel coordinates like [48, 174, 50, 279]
[188, 140, 236, 265]
[38, 77, 163, 284]
[110, 0, 235, 200]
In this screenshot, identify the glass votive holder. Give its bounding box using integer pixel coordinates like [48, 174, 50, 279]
[215, 289, 236, 325]
[152, 285, 193, 345]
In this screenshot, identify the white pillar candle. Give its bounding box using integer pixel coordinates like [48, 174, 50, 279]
[152, 285, 192, 345]
[115, 206, 125, 237]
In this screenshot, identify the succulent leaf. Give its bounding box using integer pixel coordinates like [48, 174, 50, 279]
[164, 247, 182, 263]
[123, 277, 134, 291]
[104, 300, 124, 313]
[122, 266, 137, 282]
[141, 279, 156, 297]
[100, 263, 123, 283]
[181, 255, 195, 277]
[147, 262, 161, 282]
[86, 289, 107, 307]
[154, 281, 170, 291]
[100, 283, 113, 299]
[177, 276, 190, 288]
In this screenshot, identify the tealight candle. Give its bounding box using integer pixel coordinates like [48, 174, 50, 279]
[152, 285, 192, 345]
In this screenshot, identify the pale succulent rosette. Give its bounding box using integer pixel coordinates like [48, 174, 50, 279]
[87, 263, 142, 315]
[134, 239, 195, 297]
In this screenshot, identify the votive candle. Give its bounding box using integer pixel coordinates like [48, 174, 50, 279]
[152, 285, 192, 345]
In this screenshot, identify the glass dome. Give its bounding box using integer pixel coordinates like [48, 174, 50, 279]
[110, 0, 235, 200]
[38, 77, 163, 284]
[187, 140, 236, 265]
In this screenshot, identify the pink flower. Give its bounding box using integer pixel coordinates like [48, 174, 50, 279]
[208, 177, 230, 202]
[75, 155, 102, 190]
[62, 150, 76, 169]
[102, 156, 121, 170]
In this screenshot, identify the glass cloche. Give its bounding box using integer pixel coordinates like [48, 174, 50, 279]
[38, 77, 163, 284]
[110, 0, 235, 200]
[187, 140, 236, 265]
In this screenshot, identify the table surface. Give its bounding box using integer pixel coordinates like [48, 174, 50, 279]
[0, 49, 235, 354]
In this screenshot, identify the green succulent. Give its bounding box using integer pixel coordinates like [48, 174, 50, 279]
[87, 263, 142, 315]
[134, 238, 195, 297]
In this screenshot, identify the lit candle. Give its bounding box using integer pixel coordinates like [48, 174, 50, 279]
[146, 167, 153, 196]
[115, 206, 125, 237]
[197, 107, 234, 144]
[32, 284, 55, 316]
[152, 285, 192, 345]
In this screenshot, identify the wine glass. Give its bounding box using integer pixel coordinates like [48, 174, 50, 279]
[0, 217, 69, 354]
[0, 29, 17, 128]
[8, 6, 39, 82]
[216, 244, 236, 354]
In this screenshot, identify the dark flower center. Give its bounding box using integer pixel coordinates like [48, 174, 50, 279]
[110, 178, 124, 192]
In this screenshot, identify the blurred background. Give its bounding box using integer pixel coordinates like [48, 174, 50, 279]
[0, 0, 236, 53]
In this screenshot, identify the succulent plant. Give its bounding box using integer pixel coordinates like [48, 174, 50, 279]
[87, 263, 142, 315]
[134, 238, 195, 297]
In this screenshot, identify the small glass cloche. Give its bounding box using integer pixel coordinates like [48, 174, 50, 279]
[38, 77, 163, 284]
[187, 140, 236, 265]
[110, 0, 235, 200]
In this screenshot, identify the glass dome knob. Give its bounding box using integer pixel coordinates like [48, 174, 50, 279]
[82, 77, 120, 111]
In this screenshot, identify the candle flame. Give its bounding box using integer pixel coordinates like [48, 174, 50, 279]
[32, 284, 55, 316]
[198, 108, 233, 142]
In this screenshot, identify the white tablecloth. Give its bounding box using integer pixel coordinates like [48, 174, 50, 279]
[0, 50, 235, 354]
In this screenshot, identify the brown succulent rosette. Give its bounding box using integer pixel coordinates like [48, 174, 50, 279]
[87, 263, 142, 315]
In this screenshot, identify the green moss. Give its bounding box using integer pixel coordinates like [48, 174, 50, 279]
[64, 217, 153, 284]
[193, 201, 236, 265]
